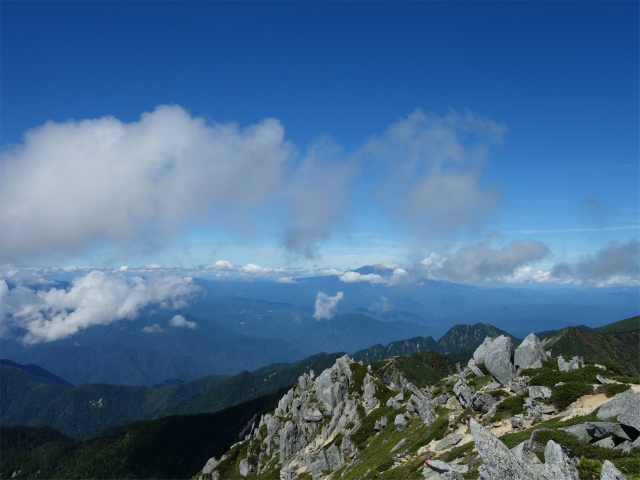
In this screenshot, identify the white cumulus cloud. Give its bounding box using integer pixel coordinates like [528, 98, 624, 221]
[0, 271, 199, 344]
[313, 291, 344, 320]
[169, 314, 196, 329]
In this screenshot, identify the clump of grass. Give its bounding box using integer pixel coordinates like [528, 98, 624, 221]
[425, 415, 449, 443]
[439, 441, 476, 462]
[352, 406, 396, 448]
[550, 381, 593, 410]
[600, 383, 631, 397]
[349, 363, 369, 394]
[462, 461, 481, 480]
[374, 381, 396, 405]
[577, 457, 602, 480]
[495, 395, 525, 415]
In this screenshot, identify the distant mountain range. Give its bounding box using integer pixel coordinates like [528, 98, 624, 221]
[2, 272, 637, 386]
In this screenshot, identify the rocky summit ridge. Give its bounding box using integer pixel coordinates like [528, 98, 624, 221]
[195, 332, 640, 480]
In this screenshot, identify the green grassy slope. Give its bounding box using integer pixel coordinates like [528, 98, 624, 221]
[593, 315, 639, 334]
[542, 321, 640, 376]
[369, 351, 458, 389]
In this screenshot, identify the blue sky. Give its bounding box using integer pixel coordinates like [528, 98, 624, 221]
[1, 1, 638, 287]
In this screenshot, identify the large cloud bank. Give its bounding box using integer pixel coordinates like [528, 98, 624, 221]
[1, 106, 505, 264]
[0, 105, 345, 262]
[0, 270, 198, 344]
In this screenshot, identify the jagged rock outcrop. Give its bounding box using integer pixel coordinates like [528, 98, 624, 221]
[453, 378, 473, 408]
[471, 418, 632, 480]
[425, 459, 469, 474]
[405, 382, 435, 424]
[514, 332, 547, 370]
[470, 418, 538, 478]
[279, 420, 307, 463]
[528, 386, 552, 400]
[471, 392, 497, 415]
[196, 329, 637, 480]
[386, 392, 403, 410]
[558, 355, 583, 371]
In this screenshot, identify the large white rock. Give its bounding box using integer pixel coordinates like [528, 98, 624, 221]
[514, 332, 547, 370]
[484, 335, 516, 384]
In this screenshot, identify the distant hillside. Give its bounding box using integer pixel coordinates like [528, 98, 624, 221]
[352, 336, 440, 363]
[593, 315, 639, 334]
[0, 352, 344, 438]
[0, 389, 286, 480]
[542, 318, 640, 375]
[0, 363, 229, 436]
[0, 359, 73, 387]
[437, 323, 519, 353]
[151, 352, 345, 418]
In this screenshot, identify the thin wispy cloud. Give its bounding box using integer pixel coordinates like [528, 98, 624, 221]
[507, 226, 639, 234]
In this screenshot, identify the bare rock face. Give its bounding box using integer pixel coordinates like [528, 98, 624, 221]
[598, 389, 639, 423]
[279, 420, 307, 463]
[386, 393, 402, 410]
[425, 459, 469, 474]
[362, 373, 378, 412]
[617, 393, 640, 431]
[434, 433, 462, 451]
[484, 335, 516, 384]
[468, 358, 485, 377]
[584, 422, 634, 442]
[514, 333, 547, 370]
[471, 419, 589, 480]
[473, 337, 495, 365]
[238, 458, 253, 477]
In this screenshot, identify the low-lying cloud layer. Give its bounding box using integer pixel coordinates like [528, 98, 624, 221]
[421, 238, 551, 283]
[550, 238, 639, 286]
[0, 270, 198, 344]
